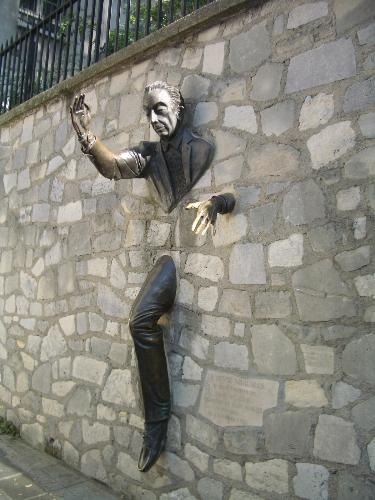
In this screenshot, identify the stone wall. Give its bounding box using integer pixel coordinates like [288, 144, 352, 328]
[0, 0, 375, 498]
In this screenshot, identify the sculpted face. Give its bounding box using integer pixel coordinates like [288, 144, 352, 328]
[144, 88, 179, 139]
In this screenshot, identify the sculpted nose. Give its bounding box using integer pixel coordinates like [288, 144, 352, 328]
[150, 110, 158, 124]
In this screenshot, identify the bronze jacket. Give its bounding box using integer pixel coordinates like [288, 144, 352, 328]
[89, 126, 214, 213]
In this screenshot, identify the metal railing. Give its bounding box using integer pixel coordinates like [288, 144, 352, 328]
[0, 0, 215, 115]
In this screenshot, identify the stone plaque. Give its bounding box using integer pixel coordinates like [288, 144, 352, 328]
[199, 370, 279, 427]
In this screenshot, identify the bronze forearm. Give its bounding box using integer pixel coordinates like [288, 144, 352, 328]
[85, 138, 120, 179]
[211, 193, 236, 214]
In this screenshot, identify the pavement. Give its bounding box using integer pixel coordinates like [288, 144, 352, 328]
[0, 435, 121, 499]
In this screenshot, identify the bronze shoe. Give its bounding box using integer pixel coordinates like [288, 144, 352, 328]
[138, 420, 168, 472]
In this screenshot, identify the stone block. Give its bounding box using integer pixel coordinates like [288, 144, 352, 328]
[334, 0, 375, 35]
[230, 22, 271, 73]
[344, 77, 375, 113]
[125, 220, 145, 247]
[119, 94, 142, 129]
[203, 42, 225, 75]
[218, 289, 251, 318]
[337, 472, 375, 500]
[307, 121, 355, 169]
[264, 411, 316, 457]
[368, 438, 375, 471]
[332, 381, 361, 409]
[181, 74, 210, 100]
[251, 324, 297, 375]
[287, 2, 328, 29]
[198, 478, 223, 500]
[68, 222, 91, 256]
[334, 245, 370, 271]
[336, 186, 360, 211]
[41, 325, 67, 361]
[247, 143, 300, 181]
[199, 370, 278, 427]
[72, 356, 107, 385]
[182, 357, 202, 381]
[250, 62, 283, 101]
[93, 231, 122, 252]
[245, 459, 289, 494]
[201, 314, 230, 337]
[184, 443, 208, 472]
[352, 397, 375, 430]
[182, 47, 202, 70]
[358, 22, 375, 44]
[219, 79, 246, 103]
[214, 155, 243, 185]
[313, 414, 360, 464]
[285, 380, 328, 408]
[213, 130, 246, 161]
[147, 220, 171, 247]
[229, 243, 266, 284]
[212, 213, 247, 247]
[81, 449, 107, 483]
[359, 112, 375, 138]
[97, 285, 130, 319]
[299, 93, 334, 131]
[293, 463, 329, 500]
[102, 369, 135, 406]
[172, 382, 199, 408]
[344, 147, 375, 179]
[224, 428, 259, 455]
[32, 203, 50, 223]
[301, 344, 334, 374]
[214, 342, 248, 370]
[185, 253, 224, 282]
[261, 100, 295, 136]
[224, 105, 257, 133]
[255, 291, 292, 318]
[21, 423, 44, 449]
[31, 364, 51, 394]
[193, 102, 218, 127]
[292, 259, 356, 321]
[250, 203, 278, 233]
[364, 52, 375, 70]
[268, 234, 303, 267]
[286, 39, 356, 93]
[214, 459, 242, 481]
[186, 414, 219, 449]
[197, 286, 218, 312]
[354, 273, 375, 297]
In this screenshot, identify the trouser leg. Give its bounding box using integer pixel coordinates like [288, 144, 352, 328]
[129, 255, 176, 423]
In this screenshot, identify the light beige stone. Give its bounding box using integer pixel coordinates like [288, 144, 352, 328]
[203, 42, 225, 75]
[285, 380, 328, 407]
[307, 122, 355, 169]
[268, 234, 303, 267]
[245, 459, 289, 494]
[185, 253, 224, 282]
[72, 356, 107, 385]
[199, 370, 278, 427]
[301, 344, 334, 374]
[299, 93, 334, 130]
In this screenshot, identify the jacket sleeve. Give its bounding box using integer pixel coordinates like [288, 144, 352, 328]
[84, 138, 148, 180]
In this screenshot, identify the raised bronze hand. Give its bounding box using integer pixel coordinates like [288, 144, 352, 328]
[185, 198, 219, 235]
[70, 93, 91, 137]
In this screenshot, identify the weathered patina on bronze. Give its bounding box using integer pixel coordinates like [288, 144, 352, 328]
[70, 81, 235, 472]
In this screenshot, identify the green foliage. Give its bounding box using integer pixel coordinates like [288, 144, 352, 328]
[0, 417, 19, 437]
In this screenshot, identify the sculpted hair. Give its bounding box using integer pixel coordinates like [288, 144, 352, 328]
[144, 81, 185, 119]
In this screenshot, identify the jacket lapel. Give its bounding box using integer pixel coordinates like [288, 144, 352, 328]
[181, 132, 192, 185]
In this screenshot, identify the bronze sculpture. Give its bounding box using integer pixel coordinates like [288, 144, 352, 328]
[70, 81, 235, 472]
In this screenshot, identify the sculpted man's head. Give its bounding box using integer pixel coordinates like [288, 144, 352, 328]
[143, 81, 184, 139]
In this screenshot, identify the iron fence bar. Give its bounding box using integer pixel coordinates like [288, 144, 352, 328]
[71, 0, 81, 75]
[79, 0, 89, 71]
[169, 0, 175, 23]
[8, 40, 16, 108]
[36, 20, 46, 94]
[43, 13, 53, 89]
[49, 9, 59, 87]
[124, 0, 131, 46]
[94, 0, 104, 62]
[104, 0, 113, 56]
[63, 0, 74, 78]
[0, 44, 6, 113]
[29, 20, 40, 99]
[56, 12, 65, 83]
[14, 39, 23, 106]
[114, 0, 121, 53]
[157, 0, 163, 29]
[4, 40, 12, 110]
[19, 33, 29, 103]
[181, 0, 187, 16]
[135, 0, 141, 41]
[87, 0, 97, 67]
[145, 0, 151, 35]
